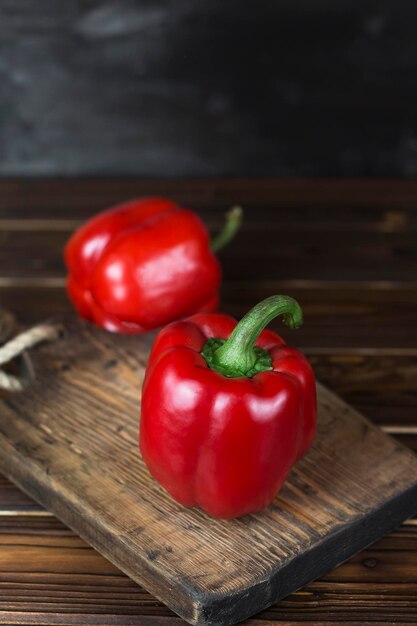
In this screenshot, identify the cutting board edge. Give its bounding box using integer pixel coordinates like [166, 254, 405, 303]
[193, 478, 417, 625]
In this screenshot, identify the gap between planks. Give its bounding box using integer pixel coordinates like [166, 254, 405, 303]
[0, 510, 52, 517]
[0, 219, 82, 231]
[0, 218, 413, 234]
[2, 276, 417, 293]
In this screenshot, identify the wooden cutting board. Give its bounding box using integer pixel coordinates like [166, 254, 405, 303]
[1, 316, 417, 626]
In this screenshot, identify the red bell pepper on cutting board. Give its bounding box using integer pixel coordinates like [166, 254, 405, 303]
[65, 197, 241, 334]
[140, 295, 317, 519]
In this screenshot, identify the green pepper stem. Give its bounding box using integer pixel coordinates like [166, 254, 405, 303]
[212, 295, 303, 377]
[211, 206, 243, 252]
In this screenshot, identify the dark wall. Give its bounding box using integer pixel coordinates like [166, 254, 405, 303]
[1, 1, 416, 176]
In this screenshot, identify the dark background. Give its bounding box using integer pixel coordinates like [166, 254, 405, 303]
[1, 0, 416, 177]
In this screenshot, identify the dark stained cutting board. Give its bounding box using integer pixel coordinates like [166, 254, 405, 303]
[0, 316, 417, 626]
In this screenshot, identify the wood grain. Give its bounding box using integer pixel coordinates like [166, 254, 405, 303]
[309, 353, 417, 426]
[1, 516, 417, 624]
[1, 179, 417, 625]
[2, 226, 417, 283]
[0, 476, 43, 514]
[1, 347, 416, 517]
[1, 179, 417, 353]
[0, 317, 417, 625]
[1, 282, 416, 350]
[2, 179, 417, 216]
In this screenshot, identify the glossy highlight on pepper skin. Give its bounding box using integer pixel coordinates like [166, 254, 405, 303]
[64, 197, 221, 333]
[140, 309, 317, 519]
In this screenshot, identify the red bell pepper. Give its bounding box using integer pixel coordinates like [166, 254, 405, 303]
[140, 295, 317, 519]
[64, 198, 241, 334]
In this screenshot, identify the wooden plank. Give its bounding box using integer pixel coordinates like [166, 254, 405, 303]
[1, 280, 417, 352]
[1, 227, 417, 282]
[1, 317, 417, 625]
[0, 613, 404, 626]
[0, 516, 417, 624]
[2, 205, 417, 233]
[0, 286, 70, 323]
[1, 283, 417, 349]
[0, 476, 43, 514]
[310, 353, 417, 426]
[2, 180, 417, 217]
[225, 282, 417, 349]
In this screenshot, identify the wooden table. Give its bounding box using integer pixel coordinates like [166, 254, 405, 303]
[1, 179, 417, 625]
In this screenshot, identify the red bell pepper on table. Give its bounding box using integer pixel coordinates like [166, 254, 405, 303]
[140, 295, 317, 519]
[64, 198, 241, 334]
